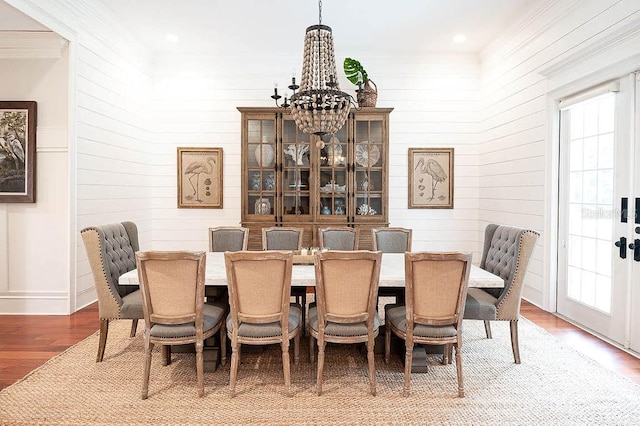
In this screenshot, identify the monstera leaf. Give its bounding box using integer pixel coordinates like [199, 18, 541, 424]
[343, 57, 368, 86]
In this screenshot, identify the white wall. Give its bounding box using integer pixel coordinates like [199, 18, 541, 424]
[0, 45, 69, 314]
[5, 0, 640, 314]
[149, 51, 482, 259]
[3, 0, 154, 313]
[479, 0, 640, 308]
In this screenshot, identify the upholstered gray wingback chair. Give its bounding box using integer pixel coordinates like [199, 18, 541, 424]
[81, 221, 144, 362]
[464, 224, 539, 364]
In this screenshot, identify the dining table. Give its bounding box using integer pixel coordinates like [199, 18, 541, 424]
[120, 251, 503, 373]
[119, 252, 504, 289]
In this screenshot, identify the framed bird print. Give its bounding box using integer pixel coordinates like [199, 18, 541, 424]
[177, 147, 223, 208]
[0, 101, 37, 203]
[408, 147, 454, 209]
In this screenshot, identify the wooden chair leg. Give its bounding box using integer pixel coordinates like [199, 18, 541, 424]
[403, 342, 413, 397]
[230, 341, 239, 397]
[367, 335, 376, 396]
[316, 340, 325, 396]
[384, 325, 391, 364]
[281, 340, 292, 396]
[220, 321, 227, 365]
[97, 319, 109, 363]
[293, 332, 300, 365]
[484, 320, 492, 339]
[130, 319, 138, 337]
[162, 345, 172, 366]
[142, 340, 153, 399]
[196, 340, 205, 397]
[455, 343, 464, 397]
[510, 319, 521, 364]
[309, 334, 315, 363]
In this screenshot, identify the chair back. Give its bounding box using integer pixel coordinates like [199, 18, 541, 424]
[209, 226, 248, 252]
[135, 251, 206, 328]
[81, 221, 139, 318]
[480, 224, 539, 317]
[225, 251, 294, 327]
[319, 227, 359, 251]
[314, 251, 381, 324]
[404, 252, 472, 328]
[262, 227, 303, 250]
[372, 227, 412, 253]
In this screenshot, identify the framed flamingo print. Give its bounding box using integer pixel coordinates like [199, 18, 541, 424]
[408, 147, 454, 209]
[177, 147, 223, 208]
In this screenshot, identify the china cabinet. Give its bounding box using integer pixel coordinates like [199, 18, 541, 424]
[238, 107, 392, 250]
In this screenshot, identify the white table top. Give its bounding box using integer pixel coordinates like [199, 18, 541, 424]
[119, 252, 504, 289]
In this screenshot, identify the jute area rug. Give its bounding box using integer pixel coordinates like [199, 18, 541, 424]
[1, 318, 639, 425]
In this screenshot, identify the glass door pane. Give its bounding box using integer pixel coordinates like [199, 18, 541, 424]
[354, 118, 384, 219]
[247, 119, 276, 216]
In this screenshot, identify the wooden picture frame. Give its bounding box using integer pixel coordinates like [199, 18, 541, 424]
[0, 101, 37, 203]
[177, 147, 223, 208]
[408, 147, 454, 209]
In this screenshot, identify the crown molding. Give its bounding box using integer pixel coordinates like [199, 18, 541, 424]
[538, 16, 640, 78]
[0, 30, 67, 59]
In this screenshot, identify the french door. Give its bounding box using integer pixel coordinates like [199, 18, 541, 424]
[557, 74, 640, 353]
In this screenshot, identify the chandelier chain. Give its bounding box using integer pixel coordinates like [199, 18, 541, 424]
[319, 0, 322, 26]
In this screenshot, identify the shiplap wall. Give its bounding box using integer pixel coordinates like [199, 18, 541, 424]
[479, 0, 640, 307]
[0, 51, 69, 314]
[5, 0, 154, 312]
[149, 52, 482, 259]
[7, 0, 640, 314]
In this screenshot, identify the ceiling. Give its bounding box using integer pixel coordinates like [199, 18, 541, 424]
[0, 0, 544, 55]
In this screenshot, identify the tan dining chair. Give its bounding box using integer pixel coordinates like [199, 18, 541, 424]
[262, 226, 307, 329]
[309, 250, 382, 395]
[464, 224, 539, 364]
[385, 251, 472, 397]
[209, 226, 249, 252]
[318, 227, 359, 251]
[224, 250, 301, 397]
[372, 227, 412, 305]
[80, 221, 144, 362]
[136, 251, 227, 399]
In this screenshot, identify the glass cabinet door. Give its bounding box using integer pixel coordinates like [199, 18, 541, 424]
[318, 126, 349, 220]
[353, 116, 385, 221]
[281, 118, 311, 220]
[247, 118, 276, 217]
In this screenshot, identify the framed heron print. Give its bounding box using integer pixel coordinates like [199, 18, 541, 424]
[0, 101, 37, 203]
[408, 147, 454, 209]
[177, 147, 223, 208]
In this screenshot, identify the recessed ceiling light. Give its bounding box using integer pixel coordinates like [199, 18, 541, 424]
[165, 33, 179, 43]
[453, 34, 467, 44]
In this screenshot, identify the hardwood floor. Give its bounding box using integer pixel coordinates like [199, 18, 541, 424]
[1, 301, 639, 390]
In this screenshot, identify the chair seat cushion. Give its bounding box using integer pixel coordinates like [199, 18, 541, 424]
[463, 288, 498, 320]
[308, 306, 380, 337]
[385, 305, 457, 338]
[120, 289, 143, 319]
[226, 304, 302, 338]
[150, 302, 226, 339]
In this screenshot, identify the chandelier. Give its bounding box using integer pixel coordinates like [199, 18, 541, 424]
[271, 0, 359, 137]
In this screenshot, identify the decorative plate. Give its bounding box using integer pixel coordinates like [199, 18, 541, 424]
[355, 142, 380, 167]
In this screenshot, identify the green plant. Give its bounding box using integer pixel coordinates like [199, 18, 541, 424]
[343, 58, 368, 86]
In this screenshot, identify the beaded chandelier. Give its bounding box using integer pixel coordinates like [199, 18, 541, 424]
[288, 0, 356, 136]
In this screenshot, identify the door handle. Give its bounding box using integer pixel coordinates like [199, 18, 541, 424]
[615, 237, 627, 259]
[629, 239, 640, 261]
